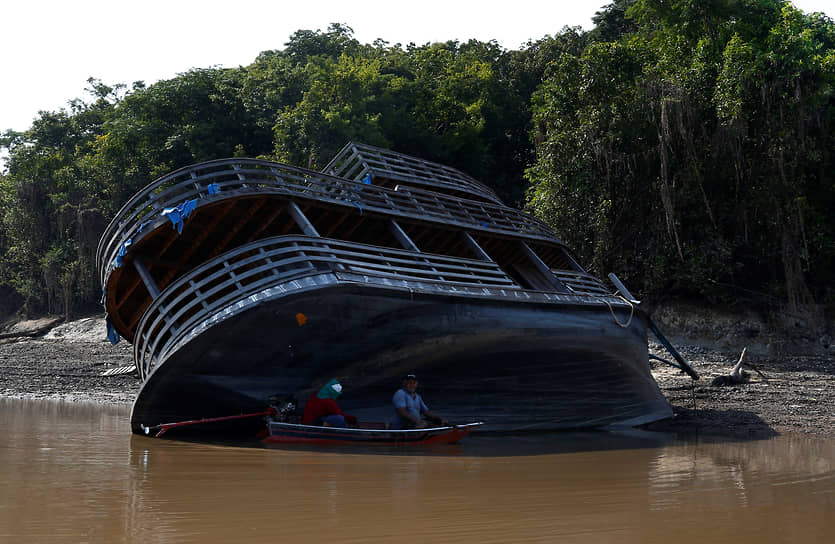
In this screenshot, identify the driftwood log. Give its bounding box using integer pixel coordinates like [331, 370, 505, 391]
[711, 347, 768, 386]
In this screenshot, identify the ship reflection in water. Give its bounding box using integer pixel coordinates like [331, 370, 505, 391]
[1, 398, 833, 543]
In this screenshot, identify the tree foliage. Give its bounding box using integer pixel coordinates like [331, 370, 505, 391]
[528, 0, 835, 328]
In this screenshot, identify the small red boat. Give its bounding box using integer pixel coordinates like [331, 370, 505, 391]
[263, 421, 483, 445]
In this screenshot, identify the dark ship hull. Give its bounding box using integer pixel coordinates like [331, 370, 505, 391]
[97, 143, 677, 435]
[130, 281, 671, 432]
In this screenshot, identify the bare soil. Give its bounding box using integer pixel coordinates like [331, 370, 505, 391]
[645, 344, 835, 439]
[0, 317, 137, 404]
[1, 310, 832, 439]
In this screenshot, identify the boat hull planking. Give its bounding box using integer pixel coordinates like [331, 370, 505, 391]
[130, 283, 671, 434]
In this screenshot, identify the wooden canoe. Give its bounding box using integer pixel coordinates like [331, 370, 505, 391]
[263, 421, 483, 445]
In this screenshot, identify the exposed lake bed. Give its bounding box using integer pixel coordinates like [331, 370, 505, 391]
[1, 309, 833, 439]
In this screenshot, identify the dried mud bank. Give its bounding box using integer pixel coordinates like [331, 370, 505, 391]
[1, 311, 833, 439]
[0, 317, 137, 404]
[645, 345, 835, 439]
[646, 302, 835, 439]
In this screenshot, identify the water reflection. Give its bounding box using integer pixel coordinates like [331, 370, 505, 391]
[2, 398, 834, 543]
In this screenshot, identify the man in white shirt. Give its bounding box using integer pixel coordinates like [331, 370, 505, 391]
[392, 374, 448, 429]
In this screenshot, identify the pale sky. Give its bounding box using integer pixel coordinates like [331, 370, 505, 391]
[1, 0, 832, 139]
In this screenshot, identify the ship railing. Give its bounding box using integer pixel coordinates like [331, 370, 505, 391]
[97, 158, 558, 284]
[551, 270, 611, 296]
[322, 141, 503, 205]
[134, 235, 519, 380]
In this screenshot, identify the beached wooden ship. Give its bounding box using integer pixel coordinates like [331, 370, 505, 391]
[97, 142, 687, 435]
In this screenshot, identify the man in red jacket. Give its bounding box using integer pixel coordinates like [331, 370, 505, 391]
[302, 379, 358, 427]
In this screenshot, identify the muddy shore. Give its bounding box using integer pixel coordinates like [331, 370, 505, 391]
[0, 317, 136, 405]
[1, 310, 833, 439]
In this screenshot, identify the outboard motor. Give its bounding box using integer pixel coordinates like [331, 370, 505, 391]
[268, 395, 298, 422]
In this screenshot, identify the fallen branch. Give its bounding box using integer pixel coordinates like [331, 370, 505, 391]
[710, 347, 766, 386]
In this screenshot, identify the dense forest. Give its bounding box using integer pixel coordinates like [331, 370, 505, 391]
[1, 1, 833, 334]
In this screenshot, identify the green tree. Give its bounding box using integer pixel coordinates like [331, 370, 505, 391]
[0, 79, 120, 316]
[528, 0, 835, 326]
[273, 53, 393, 167]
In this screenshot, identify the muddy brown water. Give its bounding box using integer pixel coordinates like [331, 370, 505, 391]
[1, 398, 833, 543]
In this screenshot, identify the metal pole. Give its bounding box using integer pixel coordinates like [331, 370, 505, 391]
[389, 220, 420, 252]
[133, 259, 161, 298]
[461, 231, 492, 262]
[287, 201, 320, 237]
[519, 241, 567, 292]
[607, 273, 638, 303]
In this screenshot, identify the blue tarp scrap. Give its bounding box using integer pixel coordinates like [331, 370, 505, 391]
[344, 189, 364, 215]
[106, 319, 121, 345]
[207, 183, 220, 195]
[114, 239, 132, 269]
[161, 199, 198, 234]
[138, 220, 152, 233]
[361, 173, 372, 185]
[343, 185, 368, 215]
